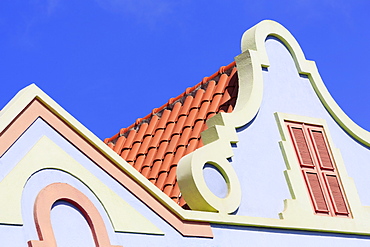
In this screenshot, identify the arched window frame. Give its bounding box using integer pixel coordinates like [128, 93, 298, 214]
[28, 183, 122, 247]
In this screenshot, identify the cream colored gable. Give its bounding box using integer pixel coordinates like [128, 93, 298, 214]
[175, 20, 370, 235]
[0, 135, 163, 235]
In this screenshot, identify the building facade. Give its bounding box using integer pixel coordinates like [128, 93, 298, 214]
[1, 20, 370, 246]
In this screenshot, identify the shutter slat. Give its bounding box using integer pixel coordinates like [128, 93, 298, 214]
[326, 174, 349, 215]
[292, 127, 314, 167]
[312, 130, 333, 170]
[306, 172, 329, 213]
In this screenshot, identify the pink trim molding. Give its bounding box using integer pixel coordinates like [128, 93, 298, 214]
[28, 183, 121, 247]
[1, 99, 212, 238]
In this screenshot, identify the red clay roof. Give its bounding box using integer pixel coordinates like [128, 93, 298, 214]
[104, 61, 239, 207]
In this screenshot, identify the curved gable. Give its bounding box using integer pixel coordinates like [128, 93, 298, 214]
[176, 20, 370, 235]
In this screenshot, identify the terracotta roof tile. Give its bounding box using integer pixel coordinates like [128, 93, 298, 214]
[105, 61, 239, 207]
[169, 180, 180, 198]
[126, 122, 148, 164]
[120, 129, 136, 160]
[113, 135, 126, 154]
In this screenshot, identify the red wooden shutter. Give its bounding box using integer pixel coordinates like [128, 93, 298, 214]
[288, 122, 329, 214]
[305, 172, 329, 213]
[291, 127, 314, 167]
[286, 121, 350, 217]
[309, 127, 349, 216]
[311, 130, 334, 170]
[325, 174, 349, 215]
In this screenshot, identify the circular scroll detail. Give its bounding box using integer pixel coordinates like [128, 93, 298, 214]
[178, 154, 241, 214]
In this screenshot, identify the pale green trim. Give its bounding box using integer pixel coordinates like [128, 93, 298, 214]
[0, 136, 163, 235]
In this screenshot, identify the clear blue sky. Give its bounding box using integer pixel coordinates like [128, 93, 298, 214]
[0, 0, 369, 140]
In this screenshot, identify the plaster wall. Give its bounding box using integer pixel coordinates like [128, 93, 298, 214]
[51, 201, 96, 247]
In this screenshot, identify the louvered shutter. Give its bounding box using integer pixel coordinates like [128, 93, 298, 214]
[286, 122, 350, 217]
[305, 172, 329, 213]
[325, 174, 349, 215]
[309, 127, 349, 216]
[310, 130, 334, 170]
[288, 122, 329, 214]
[291, 127, 314, 167]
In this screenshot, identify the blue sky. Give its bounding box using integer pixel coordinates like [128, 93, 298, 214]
[0, 0, 369, 140]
